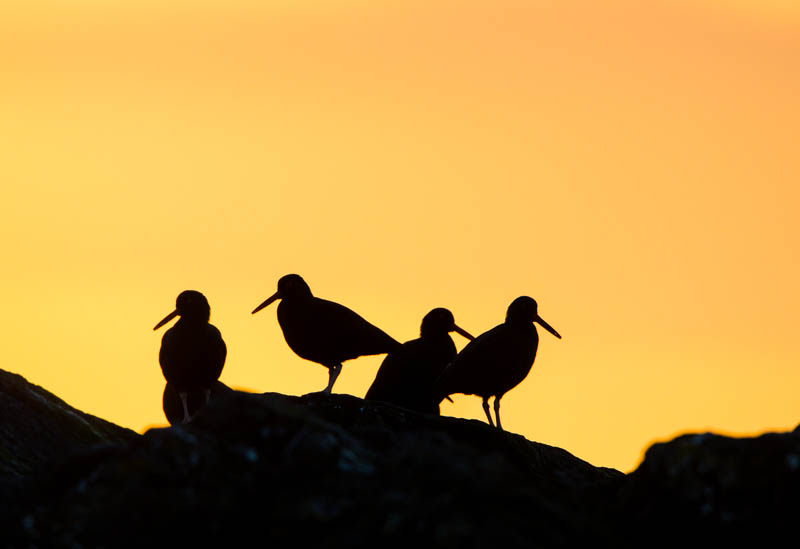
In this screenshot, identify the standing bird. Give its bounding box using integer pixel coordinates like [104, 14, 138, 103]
[365, 308, 474, 414]
[153, 290, 227, 424]
[435, 296, 561, 430]
[251, 274, 400, 394]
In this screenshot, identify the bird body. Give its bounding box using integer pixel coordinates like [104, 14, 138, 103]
[437, 322, 538, 399]
[366, 307, 473, 414]
[277, 296, 398, 366]
[154, 290, 227, 423]
[159, 321, 226, 393]
[253, 274, 400, 393]
[436, 296, 560, 430]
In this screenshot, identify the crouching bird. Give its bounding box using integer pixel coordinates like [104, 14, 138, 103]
[154, 290, 227, 424]
[252, 274, 400, 394]
[161, 380, 232, 426]
[365, 307, 473, 414]
[435, 296, 561, 430]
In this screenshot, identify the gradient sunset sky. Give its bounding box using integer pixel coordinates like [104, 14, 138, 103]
[2, 0, 798, 472]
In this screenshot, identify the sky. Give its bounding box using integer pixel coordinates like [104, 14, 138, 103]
[2, 0, 798, 472]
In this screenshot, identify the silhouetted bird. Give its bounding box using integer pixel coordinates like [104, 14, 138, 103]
[251, 274, 400, 394]
[435, 296, 561, 430]
[365, 308, 474, 414]
[162, 380, 232, 426]
[153, 290, 227, 424]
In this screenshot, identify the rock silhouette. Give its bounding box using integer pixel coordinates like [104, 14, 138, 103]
[0, 370, 136, 478]
[1, 368, 798, 547]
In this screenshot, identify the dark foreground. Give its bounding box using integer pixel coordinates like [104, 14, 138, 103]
[1, 369, 797, 547]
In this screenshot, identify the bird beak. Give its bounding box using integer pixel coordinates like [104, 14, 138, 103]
[153, 309, 179, 330]
[452, 324, 475, 341]
[251, 291, 280, 314]
[535, 315, 561, 339]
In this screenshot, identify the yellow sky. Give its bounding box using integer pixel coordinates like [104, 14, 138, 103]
[2, 0, 798, 471]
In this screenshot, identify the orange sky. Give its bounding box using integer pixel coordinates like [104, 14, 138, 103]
[2, 0, 798, 472]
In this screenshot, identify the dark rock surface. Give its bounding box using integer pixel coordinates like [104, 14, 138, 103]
[1, 368, 798, 547]
[608, 429, 800, 547]
[0, 370, 137, 477]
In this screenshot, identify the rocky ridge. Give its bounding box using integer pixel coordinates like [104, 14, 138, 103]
[0, 369, 797, 547]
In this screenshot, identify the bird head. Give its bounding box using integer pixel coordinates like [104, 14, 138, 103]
[506, 296, 561, 339]
[420, 308, 474, 340]
[153, 290, 210, 330]
[251, 273, 312, 314]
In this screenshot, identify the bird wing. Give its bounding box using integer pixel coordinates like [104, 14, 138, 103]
[310, 298, 400, 361]
[203, 324, 227, 382]
[435, 324, 507, 398]
[366, 336, 454, 413]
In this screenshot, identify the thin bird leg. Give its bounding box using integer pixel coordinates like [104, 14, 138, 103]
[482, 397, 495, 427]
[204, 388, 212, 405]
[322, 363, 342, 394]
[494, 397, 503, 431]
[179, 391, 192, 424]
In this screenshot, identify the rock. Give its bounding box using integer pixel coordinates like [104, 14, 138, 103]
[607, 430, 800, 547]
[0, 376, 623, 547]
[1, 368, 798, 547]
[0, 369, 137, 478]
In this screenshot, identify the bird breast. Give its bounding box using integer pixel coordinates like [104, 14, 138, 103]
[159, 324, 226, 389]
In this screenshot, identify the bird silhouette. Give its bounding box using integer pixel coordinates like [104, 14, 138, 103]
[435, 296, 561, 430]
[365, 307, 474, 414]
[162, 380, 231, 426]
[153, 290, 227, 423]
[251, 274, 400, 394]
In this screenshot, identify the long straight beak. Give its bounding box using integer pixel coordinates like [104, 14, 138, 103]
[251, 292, 280, 314]
[452, 324, 475, 341]
[153, 310, 179, 330]
[535, 315, 561, 339]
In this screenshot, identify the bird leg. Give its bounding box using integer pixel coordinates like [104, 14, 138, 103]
[204, 388, 212, 405]
[179, 391, 192, 424]
[322, 363, 342, 394]
[494, 397, 503, 431]
[482, 397, 495, 427]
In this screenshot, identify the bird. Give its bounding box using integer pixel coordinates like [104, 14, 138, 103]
[161, 380, 231, 426]
[153, 290, 227, 424]
[435, 296, 561, 430]
[251, 274, 401, 394]
[365, 307, 474, 414]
